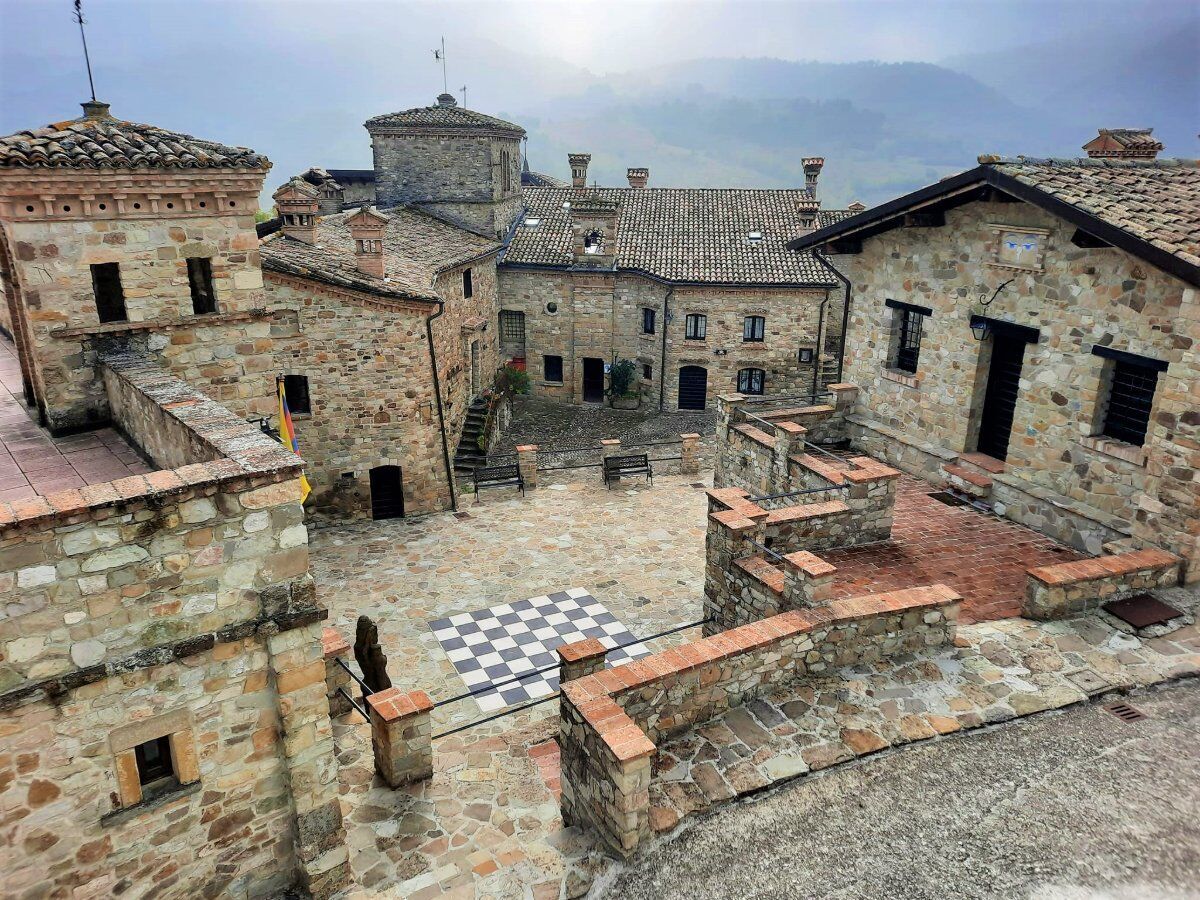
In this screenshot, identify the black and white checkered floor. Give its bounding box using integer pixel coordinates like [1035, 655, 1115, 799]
[428, 588, 650, 712]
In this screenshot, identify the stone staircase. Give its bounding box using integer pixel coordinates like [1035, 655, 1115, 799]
[453, 396, 490, 475]
[817, 354, 841, 391]
[940, 452, 1004, 500]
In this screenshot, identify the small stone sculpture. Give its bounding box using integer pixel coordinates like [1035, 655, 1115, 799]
[353, 615, 392, 700]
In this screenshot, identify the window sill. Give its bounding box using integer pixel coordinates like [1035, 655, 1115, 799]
[1077, 434, 1147, 467]
[540, 381, 564, 387]
[101, 779, 200, 828]
[881, 367, 920, 389]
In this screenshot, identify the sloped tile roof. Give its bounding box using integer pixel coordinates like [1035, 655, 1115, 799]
[365, 101, 524, 136]
[0, 105, 268, 171]
[818, 209, 856, 228]
[259, 206, 501, 301]
[988, 157, 1199, 268]
[504, 187, 836, 285]
[1083, 128, 1163, 154]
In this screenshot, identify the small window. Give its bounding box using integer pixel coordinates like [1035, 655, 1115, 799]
[737, 367, 766, 395]
[462, 268, 473, 299]
[642, 307, 656, 335]
[746, 231, 763, 244]
[642, 363, 652, 381]
[523, 218, 541, 228]
[187, 257, 217, 315]
[134, 735, 175, 789]
[583, 230, 604, 255]
[743, 316, 765, 342]
[499, 310, 526, 343]
[91, 262, 127, 323]
[798, 347, 814, 364]
[1098, 355, 1163, 446]
[282, 374, 311, 415]
[685, 314, 707, 340]
[544, 354, 564, 383]
[885, 300, 930, 374]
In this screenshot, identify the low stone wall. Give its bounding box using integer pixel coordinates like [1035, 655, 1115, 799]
[475, 435, 702, 493]
[1024, 548, 1182, 620]
[559, 585, 961, 856]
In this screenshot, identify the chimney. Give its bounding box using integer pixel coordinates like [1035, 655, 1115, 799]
[626, 167, 649, 189]
[436, 92, 458, 108]
[569, 153, 592, 189]
[347, 206, 389, 278]
[803, 157, 825, 199]
[272, 178, 321, 245]
[797, 197, 819, 233]
[80, 100, 113, 120]
[1083, 128, 1162, 160]
[847, 200, 867, 213]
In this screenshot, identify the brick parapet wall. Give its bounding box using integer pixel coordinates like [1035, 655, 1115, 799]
[560, 584, 960, 856]
[1023, 548, 1182, 620]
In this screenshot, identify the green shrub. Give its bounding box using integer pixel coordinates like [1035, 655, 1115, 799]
[499, 364, 531, 395]
[607, 358, 638, 398]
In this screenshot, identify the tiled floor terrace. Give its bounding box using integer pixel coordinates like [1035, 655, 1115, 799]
[0, 336, 151, 502]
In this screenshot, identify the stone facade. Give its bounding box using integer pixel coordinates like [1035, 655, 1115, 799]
[498, 268, 829, 410]
[833, 197, 1199, 576]
[0, 354, 346, 899]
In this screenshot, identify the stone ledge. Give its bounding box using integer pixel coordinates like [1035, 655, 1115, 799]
[731, 423, 777, 449]
[880, 367, 920, 389]
[1076, 434, 1148, 467]
[764, 499, 850, 525]
[1028, 548, 1180, 586]
[733, 554, 787, 595]
[50, 308, 273, 339]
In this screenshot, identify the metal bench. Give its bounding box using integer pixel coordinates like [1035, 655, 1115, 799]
[603, 453, 653, 488]
[473, 464, 525, 499]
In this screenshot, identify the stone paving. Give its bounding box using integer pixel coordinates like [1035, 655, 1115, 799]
[0, 335, 151, 501]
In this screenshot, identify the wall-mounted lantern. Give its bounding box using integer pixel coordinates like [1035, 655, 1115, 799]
[969, 316, 992, 342]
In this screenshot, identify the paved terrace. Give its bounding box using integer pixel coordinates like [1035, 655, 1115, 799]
[0, 336, 151, 501]
[308, 471, 1197, 898]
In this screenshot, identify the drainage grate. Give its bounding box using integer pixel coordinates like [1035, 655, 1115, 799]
[927, 491, 969, 507]
[1104, 701, 1147, 723]
[1103, 593, 1184, 628]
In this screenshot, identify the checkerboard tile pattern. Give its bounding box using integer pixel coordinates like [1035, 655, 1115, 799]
[429, 589, 649, 712]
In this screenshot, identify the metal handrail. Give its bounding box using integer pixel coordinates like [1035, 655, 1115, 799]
[744, 537, 785, 563]
[800, 439, 847, 464]
[741, 391, 833, 405]
[334, 656, 373, 695]
[748, 482, 848, 503]
[338, 686, 368, 720]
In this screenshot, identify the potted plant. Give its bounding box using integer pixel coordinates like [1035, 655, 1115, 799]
[607, 358, 641, 409]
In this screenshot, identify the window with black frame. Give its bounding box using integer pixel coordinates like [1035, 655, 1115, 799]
[886, 300, 929, 374]
[544, 354, 563, 383]
[499, 310, 525, 344]
[743, 315, 765, 342]
[737, 367, 765, 395]
[685, 314, 707, 340]
[1093, 347, 1165, 446]
[642, 307, 656, 334]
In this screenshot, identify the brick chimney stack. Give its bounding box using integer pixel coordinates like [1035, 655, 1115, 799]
[273, 178, 321, 245]
[626, 167, 649, 189]
[803, 157, 825, 199]
[569, 153, 592, 189]
[347, 206, 389, 278]
[1082, 128, 1163, 159]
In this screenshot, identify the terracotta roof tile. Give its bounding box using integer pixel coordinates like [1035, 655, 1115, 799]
[366, 100, 524, 136]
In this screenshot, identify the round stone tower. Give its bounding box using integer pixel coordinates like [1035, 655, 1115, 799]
[364, 94, 525, 238]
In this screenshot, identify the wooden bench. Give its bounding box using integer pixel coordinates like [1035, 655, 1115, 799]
[603, 453, 653, 488]
[473, 464, 524, 499]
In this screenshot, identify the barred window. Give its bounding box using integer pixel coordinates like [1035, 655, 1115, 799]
[886, 300, 930, 374]
[642, 307, 656, 335]
[685, 314, 707, 340]
[743, 316, 765, 342]
[499, 310, 525, 344]
[1095, 348, 1165, 446]
[737, 367, 765, 395]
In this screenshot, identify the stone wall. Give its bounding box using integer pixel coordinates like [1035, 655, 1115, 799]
[836, 197, 1199, 577]
[0, 356, 346, 899]
[496, 268, 829, 410]
[559, 585, 960, 856]
[1024, 547, 1182, 620]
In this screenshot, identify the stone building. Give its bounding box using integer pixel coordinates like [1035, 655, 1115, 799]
[787, 138, 1200, 579]
[0, 104, 347, 898]
[498, 156, 850, 410]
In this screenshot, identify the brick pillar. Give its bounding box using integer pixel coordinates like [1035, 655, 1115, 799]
[680, 432, 701, 476]
[782, 550, 837, 609]
[366, 687, 434, 787]
[516, 444, 539, 490]
[558, 637, 608, 683]
[322, 626, 352, 718]
[267, 619, 349, 899]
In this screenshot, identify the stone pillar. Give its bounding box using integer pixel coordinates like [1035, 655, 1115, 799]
[366, 687, 434, 787]
[772, 420, 807, 488]
[267, 619, 349, 899]
[782, 550, 837, 609]
[703, 506, 766, 635]
[599, 438, 622, 460]
[516, 444, 539, 490]
[714, 393, 746, 487]
[680, 433, 701, 476]
[828, 382, 859, 412]
[558, 638, 608, 684]
[322, 626, 352, 718]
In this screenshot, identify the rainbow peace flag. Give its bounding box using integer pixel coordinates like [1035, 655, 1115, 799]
[277, 379, 312, 503]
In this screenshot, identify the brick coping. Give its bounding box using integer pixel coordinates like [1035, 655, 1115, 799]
[1028, 548, 1180, 586]
[0, 352, 301, 533]
[561, 584, 961, 761]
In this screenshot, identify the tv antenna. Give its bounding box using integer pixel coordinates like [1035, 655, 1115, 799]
[460, 85, 468, 108]
[72, 0, 98, 102]
[432, 37, 447, 94]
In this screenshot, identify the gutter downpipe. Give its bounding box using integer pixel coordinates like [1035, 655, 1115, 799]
[659, 285, 674, 412]
[813, 288, 829, 397]
[814, 247, 851, 385]
[425, 299, 458, 512]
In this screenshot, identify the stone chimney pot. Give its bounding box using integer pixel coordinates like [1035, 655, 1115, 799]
[568, 153, 592, 190]
[627, 167, 649, 189]
[80, 100, 112, 120]
[347, 206, 388, 278]
[437, 93, 458, 108]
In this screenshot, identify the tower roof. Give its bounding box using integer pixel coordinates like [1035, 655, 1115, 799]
[0, 101, 269, 171]
[364, 96, 524, 136]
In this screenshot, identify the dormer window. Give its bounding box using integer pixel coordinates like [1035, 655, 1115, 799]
[583, 230, 604, 255]
[747, 231, 763, 244]
[523, 218, 541, 228]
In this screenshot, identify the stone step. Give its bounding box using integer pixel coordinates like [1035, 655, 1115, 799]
[941, 463, 992, 498]
[957, 452, 1006, 475]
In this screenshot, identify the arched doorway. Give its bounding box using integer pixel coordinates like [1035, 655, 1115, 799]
[369, 465, 405, 519]
[677, 366, 708, 410]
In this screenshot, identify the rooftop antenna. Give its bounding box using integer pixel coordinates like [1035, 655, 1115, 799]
[460, 85, 468, 108]
[72, 0, 98, 102]
[432, 37, 447, 94]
